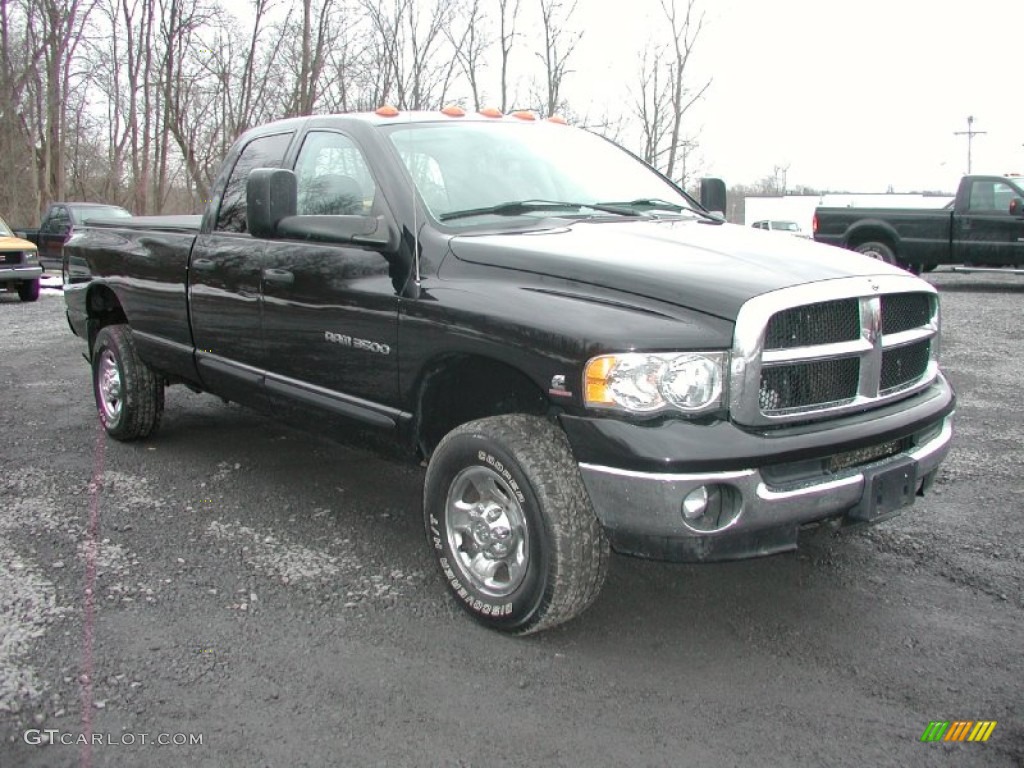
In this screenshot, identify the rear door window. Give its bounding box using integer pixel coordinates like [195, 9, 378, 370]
[215, 132, 293, 233]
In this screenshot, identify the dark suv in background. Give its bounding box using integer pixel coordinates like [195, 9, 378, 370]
[17, 202, 132, 270]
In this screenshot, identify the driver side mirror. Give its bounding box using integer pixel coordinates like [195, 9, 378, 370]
[247, 167, 297, 238]
[1010, 197, 1024, 217]
[246, 166, 397, 250]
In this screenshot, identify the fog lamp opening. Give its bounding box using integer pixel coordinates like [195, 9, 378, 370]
[680, 484, 741, 532]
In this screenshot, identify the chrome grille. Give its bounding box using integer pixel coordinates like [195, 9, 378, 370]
[880, 340, 931, 394]
[760, 357, 860, 412]
[881, 293, 932, 334]
[730, 275, 941, 425]
[764, 298, 860, 349]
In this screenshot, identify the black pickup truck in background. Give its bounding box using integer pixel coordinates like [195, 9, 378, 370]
[63, 109, 955, 635]
[16, 202, 132, 270]
[813, 174, 1024, 272]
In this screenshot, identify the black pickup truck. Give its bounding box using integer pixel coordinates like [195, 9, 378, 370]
[813, 174, 1024, 272]
[64, 109, 955, 634]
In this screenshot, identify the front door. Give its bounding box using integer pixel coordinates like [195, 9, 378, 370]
[260, 130, 402, 428]
[952, 178, 1024, 266]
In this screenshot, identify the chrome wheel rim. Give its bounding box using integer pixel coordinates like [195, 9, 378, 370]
[97, 349, 123, 423]
[859, 246, 891, 263]
[445, 465, 529, 598]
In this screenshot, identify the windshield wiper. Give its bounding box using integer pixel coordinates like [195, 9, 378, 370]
[596, 198, 688, 213]
[439, 199, 639, 222]
[597, 198, 725, 223]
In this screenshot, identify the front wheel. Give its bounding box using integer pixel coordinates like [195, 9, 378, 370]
[92, 324, 164, 440]
[424, 414, 609, 635]
[17, 279, 40, 302]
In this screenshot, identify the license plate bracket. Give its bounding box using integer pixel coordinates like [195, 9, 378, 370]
[849, 458, 918, 522]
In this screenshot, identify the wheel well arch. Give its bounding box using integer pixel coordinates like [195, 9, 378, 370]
[845, 223, 899, 253]
[413, 354, 551, 459]
[85, 284, 127, 354]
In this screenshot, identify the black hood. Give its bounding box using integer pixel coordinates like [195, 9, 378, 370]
[449, 218, 908, 319]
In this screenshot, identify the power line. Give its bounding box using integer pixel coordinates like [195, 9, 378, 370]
[953, 115, 987, 174]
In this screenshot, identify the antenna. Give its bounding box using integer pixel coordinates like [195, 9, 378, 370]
[953, 116, 987, 174]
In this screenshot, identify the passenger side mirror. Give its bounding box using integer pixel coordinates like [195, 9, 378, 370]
[1010, 197, 1024, 217]
[699, 177, 727, 217]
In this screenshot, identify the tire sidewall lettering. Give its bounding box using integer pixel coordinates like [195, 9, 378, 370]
[476, 449, 526, 505]
[427, 438, 547, 626]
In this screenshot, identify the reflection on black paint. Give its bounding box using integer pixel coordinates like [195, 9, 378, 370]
[215, 132, 293, 234]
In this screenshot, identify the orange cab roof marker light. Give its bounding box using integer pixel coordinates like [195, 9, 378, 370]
[479, 107, 504, 118]
[376, 105, 400, 117]
[511, 110, 537, 121]
[547, 115, 568, 125]
[441, 105, 466, 117]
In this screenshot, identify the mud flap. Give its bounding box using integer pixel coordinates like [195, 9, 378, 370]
[849, 457, 918, 522]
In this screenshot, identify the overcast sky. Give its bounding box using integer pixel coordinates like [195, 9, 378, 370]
[224, 0, 1023, 194]
[574, 0, 1024, 192]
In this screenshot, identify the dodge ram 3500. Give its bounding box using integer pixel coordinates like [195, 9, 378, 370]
[813, 174, 1024, 272]
[64, 108, 955, 634]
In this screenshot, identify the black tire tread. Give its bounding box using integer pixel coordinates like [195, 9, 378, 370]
[428, 414, 609, 635]
[93, 324, 164, 441]
[17, 279, 40, 302]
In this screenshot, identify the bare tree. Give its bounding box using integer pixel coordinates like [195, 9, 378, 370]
[0, 0, 46, 221]
[444, 0, 487, 111]
[632, 45, 670, 167]
[535, 0, 580, 117]
[630, 0, 710, 187]
[26, 0, 98, 211]
[287, 0, 335, 116]
[660, 0, 710, 184]
[362, 0, 457, 110]
[496, 0, 520, 113]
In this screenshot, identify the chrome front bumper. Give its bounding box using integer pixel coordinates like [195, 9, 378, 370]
[0, 264, 43, 282]
[578, 416, 953, 562]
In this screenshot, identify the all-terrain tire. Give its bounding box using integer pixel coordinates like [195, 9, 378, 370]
[17, 278, 40, 302]
[92, 324, 164, 440]
[424, 414, 609, 635]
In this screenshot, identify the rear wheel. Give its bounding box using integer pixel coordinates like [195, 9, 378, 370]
[424, 414, 608, 635]
[854, 241, 919, 274]
[17, 279, 39, 302]
[92, 324, 164, 440]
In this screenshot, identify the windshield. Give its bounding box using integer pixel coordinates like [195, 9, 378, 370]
[0, 216, 12, 237]
[72, 206, 132, 224]
[384, 121, 696, 225]
[772, 221, 800, 231]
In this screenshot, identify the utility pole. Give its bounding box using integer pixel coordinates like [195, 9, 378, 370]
[953, 116, 987, 174]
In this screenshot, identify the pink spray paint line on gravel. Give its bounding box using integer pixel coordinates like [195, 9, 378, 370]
[79, 424, 106, 768]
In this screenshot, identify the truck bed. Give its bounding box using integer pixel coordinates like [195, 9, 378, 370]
[85, 214, 202, 233]
[64, 221, 199, 385]
[813, 206, 954, 267]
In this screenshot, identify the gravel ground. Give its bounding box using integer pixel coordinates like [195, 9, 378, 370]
[0, 270, 1021, 767]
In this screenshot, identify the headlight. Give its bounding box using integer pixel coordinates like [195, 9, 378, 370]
[584, 351, 726, 415]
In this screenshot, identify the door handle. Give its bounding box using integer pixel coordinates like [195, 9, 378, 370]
[263, 268, 294, 286]
[192, 258, 216, 272]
